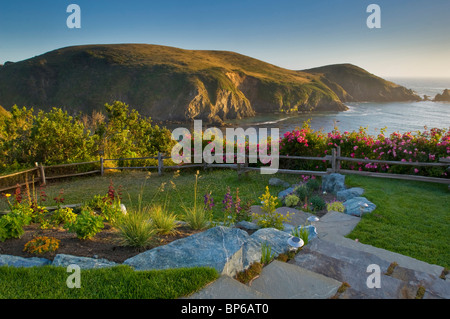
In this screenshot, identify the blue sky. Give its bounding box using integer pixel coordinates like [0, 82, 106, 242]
[1, 0, 449, 77]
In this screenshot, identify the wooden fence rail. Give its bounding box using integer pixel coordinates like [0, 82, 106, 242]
[1, 148, 449, 194]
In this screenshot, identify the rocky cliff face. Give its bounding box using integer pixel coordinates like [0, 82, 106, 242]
[0, 45, 419, 123]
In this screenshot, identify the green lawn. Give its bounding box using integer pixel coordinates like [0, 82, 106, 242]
[345, 174, 450, 269]
[0, 169, 300, 221]
[0, 265, 219, 299]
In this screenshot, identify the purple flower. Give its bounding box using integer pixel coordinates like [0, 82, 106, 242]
[204, 192, 215, 210]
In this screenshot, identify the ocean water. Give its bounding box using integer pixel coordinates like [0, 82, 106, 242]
[223, 77, 450, 136]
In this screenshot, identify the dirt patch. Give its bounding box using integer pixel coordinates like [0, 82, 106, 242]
[0, 224, 202, 263]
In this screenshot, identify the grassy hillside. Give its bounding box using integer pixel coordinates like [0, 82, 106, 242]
[0, 44, 418, 123]
[303, 64, 421, 102]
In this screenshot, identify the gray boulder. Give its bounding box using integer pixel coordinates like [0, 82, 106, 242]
[337, 187, 365, 201]
[235, 220, 260, 230]
[0, 255, 51, 268]
[123, 226, 249, 277]
[288, 225, 318, 241]
[242, 228, 292, 269]
[322, 173, 346, 194]
[343, 197, 376, 217]
[269, 178, 290, 188]
[278, 187, 295, 200]
[52, 254, 117, 269]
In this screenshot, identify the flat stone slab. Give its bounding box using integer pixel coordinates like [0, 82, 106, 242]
[0, 255, 51, 268]
[315, 211, 361, 238]
[123, 226, 249, 276]
[52, 254, 117, 269]
[291, 240, 419, 299]
[187, 275, 271, 299]
[250, 260, 342, 299]
[320, 234, 445, 279]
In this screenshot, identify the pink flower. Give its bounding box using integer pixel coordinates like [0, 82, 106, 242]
[414, 168, 419, 174]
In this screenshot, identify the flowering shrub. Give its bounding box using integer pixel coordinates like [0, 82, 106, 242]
[24, 236, 60, 255]
[64, 210, 104, 240]
[327, 200, 345, 213]
[253, 186, 291, 230]
[279, 123, 450, 178]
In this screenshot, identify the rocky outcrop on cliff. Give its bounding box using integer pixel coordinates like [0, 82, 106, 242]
[433, 89, 450, 102]
[302, 64, 421, 102]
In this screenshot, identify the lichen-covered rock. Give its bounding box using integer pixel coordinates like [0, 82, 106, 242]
[269, 178, 290, 188]
[278, 187, 295, 200]
[0, 255, 51, 268]
[123, 226, 249, 276]
[343, 197, 376, 217]
[241, 228, 292, 269]
[322, 173, 346, 194]
[52, 254, 117, 269]
[337, 187, 365, 201]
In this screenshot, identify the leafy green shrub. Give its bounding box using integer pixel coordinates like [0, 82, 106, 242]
[64, 210, 104, 240]
[117, 208, 156, 249]
[306, 178, 320, 192]
[150, 205, 179, 235]
[50, 207, 77, 226]
[310, 196, 326, 211]
[259, 186, 279, 214]
[0, 210, 32, 241]
[284, 194, 300, 207]
[294, 185, 311, 202]
[327, 201, 345, 213]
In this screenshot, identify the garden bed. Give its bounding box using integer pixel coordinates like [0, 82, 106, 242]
[0, 223, 202, 263]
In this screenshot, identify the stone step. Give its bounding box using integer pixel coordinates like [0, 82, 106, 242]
[291, 238, 450, 299]
[248, 260, 342, 299]
[319, 232, 445, 279]
[187, 275, 271, 299]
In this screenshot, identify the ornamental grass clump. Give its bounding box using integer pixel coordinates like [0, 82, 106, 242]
[117, 195, 156, 249]
[182, 171, 212, 230]
[150, 205, 179, 236]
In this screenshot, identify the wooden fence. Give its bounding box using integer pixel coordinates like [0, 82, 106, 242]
[0, 161, 101, 193]
[1, 148, 449, 194]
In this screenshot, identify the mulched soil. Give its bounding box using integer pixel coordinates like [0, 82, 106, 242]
[0, 223, 202, 263]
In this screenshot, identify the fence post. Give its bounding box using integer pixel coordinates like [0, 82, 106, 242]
[336, 146, 341, 173]
[331, 149, 337, 173]
[100, 157, 104, 176]
[158, 152, 163, 176]
[36, 162, 46, 186]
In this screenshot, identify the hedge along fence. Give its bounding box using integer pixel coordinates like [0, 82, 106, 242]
[1, 148, 449, 195]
